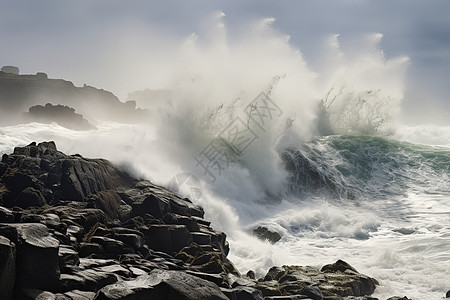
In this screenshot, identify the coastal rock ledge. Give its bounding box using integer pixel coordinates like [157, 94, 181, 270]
[0, 141, 386, 299]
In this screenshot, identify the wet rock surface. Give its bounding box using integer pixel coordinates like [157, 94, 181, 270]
[0, 141, 405, 299]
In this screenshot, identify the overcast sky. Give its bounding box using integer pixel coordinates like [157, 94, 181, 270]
[1, 0, 449, 124]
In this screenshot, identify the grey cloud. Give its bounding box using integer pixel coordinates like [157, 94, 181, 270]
[0, 0, 449, 123]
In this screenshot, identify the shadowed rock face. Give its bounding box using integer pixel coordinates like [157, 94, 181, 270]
[258, 263, 378, 298]
[0, 141, 134, 206]
[0, 141, 385, 300]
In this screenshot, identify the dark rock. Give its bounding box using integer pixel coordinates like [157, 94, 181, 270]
[175, 242, 237, 277]
[190, 250, 240, 276]
[36, 72, 48, 80]
[123, 181, 204, 219]
[192, 232, 212, 245]
[198, 226, 230, 256]
[22, 289, 58, 299]
[41, 213, 67, 233]
[300, 285, 323, 300]
[246, 270, 256, 280]
[0, 235, 16, 300]
[77, 258, 117, 270]
[0, 206, 14, 222]
[6, 223, 60, 293]
[387, 297, 411, 300]
[46, 206, 108, 234]
[263, 266, 286, 281]
[130, 193, 171, 218]
[64, 290, 96, 300]
[13, 187, 46, 208]
[221, 286, 263, 300]
[321, 260, 358, 274]
[447, 290, 450, 298]
[227, 273, 256, 288]
[252, 226, 282, 244]
[255, 281, 282, 297]
[185, 270, 228, 288]
[67, 225, 85, 242]
[0, 142, 134, 206]
[27, 103, 96, 131]
[93, 264, 132, 278]
[89, 236, 125, 257]
[88, 191, 123, 221]
[264, 296, 312, 300]
[143, 224, 192, 254]
[53, 231, 72, 246]
[119, 215, 145, 229]
[128, 266, 147, 277]
[59, 245, 80, 270]
[19, 212, 43, 223]
[88, 226, 111, 237]
[163, 213, 200, 231]
[71, 269, 118, 291]
[112, 232, 144, 251]
[257, 262, 377, 299]
[345, 297, 378, 300]
[94, 269, 228, 300]
[60, 274, 87, 293]
[78, 242, 105, 258]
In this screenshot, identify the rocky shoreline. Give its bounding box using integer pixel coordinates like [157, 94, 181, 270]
[0, 141, 412, 300]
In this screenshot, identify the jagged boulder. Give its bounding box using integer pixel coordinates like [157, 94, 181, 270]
[256, 261, 377, 299]
[0, 206, 14, 222]
[95, 269, 229, 300]
[0, 223, 60, 295]
[0, 141, 134, 206]
[176, 243, 240, 277]
[252, 226, 282, 244]
[0, 235, 16, 300]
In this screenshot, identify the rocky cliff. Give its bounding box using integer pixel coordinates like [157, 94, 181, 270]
[0, 71, 148, 125]
[0, 142, 385, 300]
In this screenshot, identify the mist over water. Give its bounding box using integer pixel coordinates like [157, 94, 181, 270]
[1, 14, 449, 299]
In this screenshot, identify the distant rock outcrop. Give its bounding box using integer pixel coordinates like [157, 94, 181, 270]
[0, 70, 149, 125]
[1, 66, 19, 75]
[26, 103, 96, 130]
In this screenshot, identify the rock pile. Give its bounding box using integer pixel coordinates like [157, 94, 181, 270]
[0, 141, 386, 299]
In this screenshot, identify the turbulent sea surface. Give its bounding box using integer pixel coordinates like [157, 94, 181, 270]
[1, 122, 449, 299]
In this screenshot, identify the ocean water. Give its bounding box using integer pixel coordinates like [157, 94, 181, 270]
[1, 16, 449, 299]
[1, 122, 449, 299]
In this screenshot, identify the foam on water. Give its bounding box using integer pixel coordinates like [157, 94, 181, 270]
[1, 121, 450, 299]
